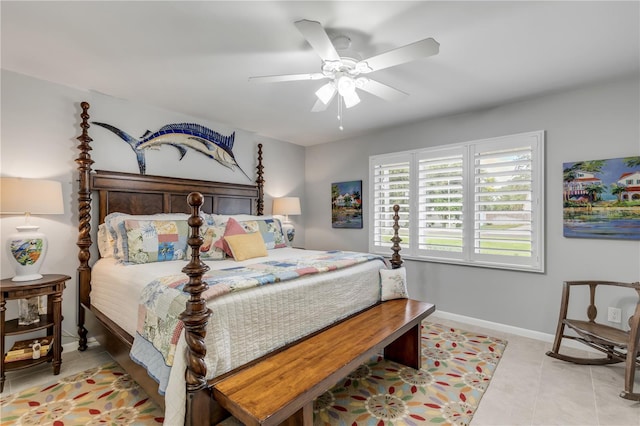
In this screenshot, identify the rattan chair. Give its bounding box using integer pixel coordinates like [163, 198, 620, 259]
[546, 280, 640, 401]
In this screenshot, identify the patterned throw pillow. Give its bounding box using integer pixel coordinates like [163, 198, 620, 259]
[214, 217, 247, 257]
[198, 224, 227, 260]
[238, 218, 287, 249]
[104, 212, 189, 260]
[97, 224, 115, 258]
[380, 267, 409, 301]
[123, 220, 189, 264]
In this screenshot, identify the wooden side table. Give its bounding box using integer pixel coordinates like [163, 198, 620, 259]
[0, 274, 69, 392]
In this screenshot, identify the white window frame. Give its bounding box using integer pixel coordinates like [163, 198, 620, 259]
[369, 130, 545, 273]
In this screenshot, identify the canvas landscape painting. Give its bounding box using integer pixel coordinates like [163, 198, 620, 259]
[332, 181, 363, 228]
[563, 156, 640, 240]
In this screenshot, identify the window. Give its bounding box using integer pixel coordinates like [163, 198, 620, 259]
[369, 131, 544, 272]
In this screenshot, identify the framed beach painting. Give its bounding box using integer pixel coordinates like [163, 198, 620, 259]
[332, 180, 363, 228]
[563, 156, 640, 240]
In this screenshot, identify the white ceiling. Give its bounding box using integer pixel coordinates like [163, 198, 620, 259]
[2, 1, 638, 147]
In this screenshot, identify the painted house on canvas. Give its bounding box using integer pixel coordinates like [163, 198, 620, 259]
[618, 171, 640, 200]
[563, 170, 603, 202]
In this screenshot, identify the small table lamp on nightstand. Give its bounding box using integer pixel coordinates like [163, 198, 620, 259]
[0, 177, 64, 282]
[273, 197, 301, 244]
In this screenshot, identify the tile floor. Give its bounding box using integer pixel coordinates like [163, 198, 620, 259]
[2, 316, 639, 425]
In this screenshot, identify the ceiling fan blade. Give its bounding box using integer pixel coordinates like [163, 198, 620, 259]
[358, 78, 408, 102]
[358, 38, 439, 73]
[294, 19, 341, 62]
[248, 73, 325, 83]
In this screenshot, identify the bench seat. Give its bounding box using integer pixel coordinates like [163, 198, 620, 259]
[213, 298, 435, 426]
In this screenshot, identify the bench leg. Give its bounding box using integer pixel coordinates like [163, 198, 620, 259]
[280, 402, 313, 426]
[384, 323, 421, 369]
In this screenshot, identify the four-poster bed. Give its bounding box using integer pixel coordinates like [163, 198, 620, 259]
[74, 101, 423, 425]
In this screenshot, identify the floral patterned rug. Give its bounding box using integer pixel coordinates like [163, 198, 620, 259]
[0, 363, 163, 425]
[1, 322, 506, 426]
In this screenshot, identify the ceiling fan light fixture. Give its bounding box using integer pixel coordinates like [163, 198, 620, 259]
[342, 90, 360, 108]
[315, 82, 336, 105]
[336, 74, 356, 96]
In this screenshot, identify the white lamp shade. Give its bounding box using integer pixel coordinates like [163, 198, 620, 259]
[1, 178, 64, 215]
[273, 197, 301, 216]
[1, 177, 63, 281]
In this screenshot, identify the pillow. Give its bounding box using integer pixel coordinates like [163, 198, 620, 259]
[238, 218, 287, 249]
[97, 223, 115, 258]
[224, 232, 268, 261]
[214, 217, 246, 257]
[123, 219, 189, 264]
[198, 223, 227, 260]
[380, 267, 408, 301]
[104, 212, 189, 260]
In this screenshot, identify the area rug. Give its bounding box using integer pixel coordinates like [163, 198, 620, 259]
[1, 322, 506, 425]
[0, 362, 164, 425]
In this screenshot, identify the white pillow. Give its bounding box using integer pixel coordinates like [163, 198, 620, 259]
[380, 267, 408, 301]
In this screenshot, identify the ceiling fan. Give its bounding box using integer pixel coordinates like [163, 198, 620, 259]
[249, 19, 440, 116]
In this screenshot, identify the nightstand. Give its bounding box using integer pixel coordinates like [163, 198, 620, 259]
[0, 274, 69, 392]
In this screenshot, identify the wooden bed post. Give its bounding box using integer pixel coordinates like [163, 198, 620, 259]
[180, 192, 214, 426]
[75, 101, 93, 351]
[390, 204, 403, 269]
[256, 143, 264, 215]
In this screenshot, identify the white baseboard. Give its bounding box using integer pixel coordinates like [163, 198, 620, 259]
[430, 310, 597, 353]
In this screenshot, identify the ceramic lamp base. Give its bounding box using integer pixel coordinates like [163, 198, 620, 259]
[7, 225, 48, 282]
[281, 222, 295, 245]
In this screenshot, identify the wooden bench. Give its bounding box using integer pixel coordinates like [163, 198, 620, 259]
[213, 298, 435, 426]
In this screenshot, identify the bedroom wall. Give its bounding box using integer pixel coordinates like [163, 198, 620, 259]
[304, 74, 640, 336]
[0, 70, 306, 346]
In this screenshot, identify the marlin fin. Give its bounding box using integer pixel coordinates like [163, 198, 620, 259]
[92, 122, 138, 149]
[135, 151, 147, 175]
[169, 144, 188, 160]
[92, 121, 146, 174]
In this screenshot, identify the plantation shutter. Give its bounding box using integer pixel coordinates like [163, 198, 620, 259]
[471, 134, 541, 268]
[417, 147, 465, 258]
[370, 154, 411, 252]
[369, 130, 543, 272]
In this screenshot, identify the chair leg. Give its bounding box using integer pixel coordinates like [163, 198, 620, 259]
[621, 313, 640, 401]
[549, 283, 572, 355]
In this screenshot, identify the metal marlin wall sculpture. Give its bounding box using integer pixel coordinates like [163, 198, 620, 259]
[91, 121, 251, 180]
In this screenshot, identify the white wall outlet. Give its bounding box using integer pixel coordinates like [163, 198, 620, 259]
[608, 307, 622, 323]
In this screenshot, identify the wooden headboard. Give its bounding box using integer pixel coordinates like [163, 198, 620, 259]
[92, 170, 260, 224]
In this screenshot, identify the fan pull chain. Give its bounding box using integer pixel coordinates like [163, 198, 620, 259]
[338, 95, 344, 131]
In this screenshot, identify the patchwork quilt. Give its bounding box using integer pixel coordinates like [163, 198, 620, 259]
[129, 250, 385, 394]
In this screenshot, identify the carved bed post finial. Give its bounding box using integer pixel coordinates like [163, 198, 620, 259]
[75, 101, 94, 351]
[390, 204, 403, 269]
[256, 143, 264, 215]
[180, 192, 213, 425]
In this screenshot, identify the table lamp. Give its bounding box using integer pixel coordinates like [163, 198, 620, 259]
[1, 177, 64, 281]
[272, 197, 301, 243]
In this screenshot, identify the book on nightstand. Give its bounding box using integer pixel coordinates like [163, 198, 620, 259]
[4, 335, 53, 362]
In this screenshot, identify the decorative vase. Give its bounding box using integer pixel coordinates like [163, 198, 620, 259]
[6, 225, 48, 282]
